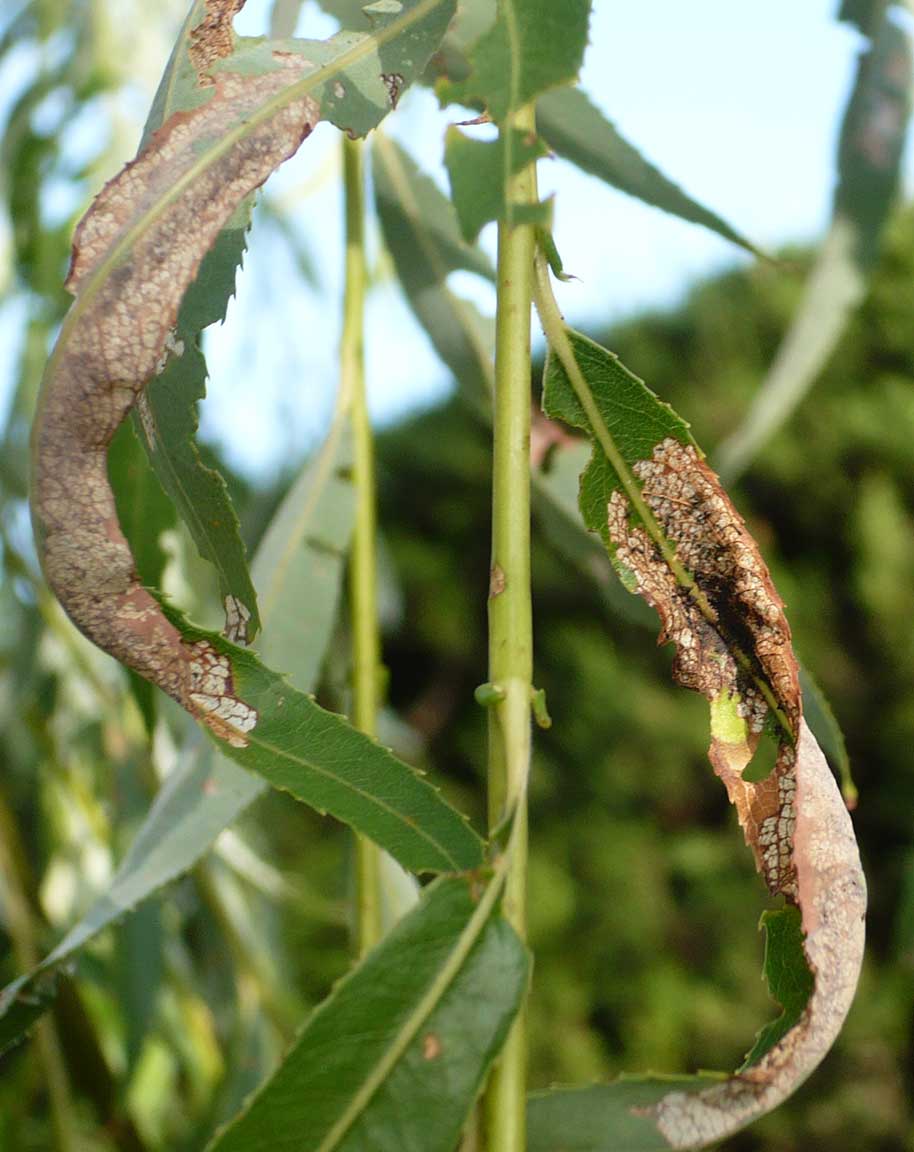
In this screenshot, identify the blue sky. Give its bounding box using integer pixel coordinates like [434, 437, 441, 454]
[3, 2, 914, 478]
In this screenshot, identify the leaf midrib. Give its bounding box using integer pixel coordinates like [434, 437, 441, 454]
[314, 862, 510, 1151]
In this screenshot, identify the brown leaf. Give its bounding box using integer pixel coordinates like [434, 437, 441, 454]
[31, 15, 319, 746]
[606, 437, 866, 1145]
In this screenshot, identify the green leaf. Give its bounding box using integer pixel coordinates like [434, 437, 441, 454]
[716, 9, 913, 481]
[207, 876, 528, 1152]
[108, 418, 178, 728]
[741, 906, 815, 1069]
[527, 1077, 721, 1152]
[444, 124, 548, 242]
[537, 86, 761, 257]
[223, 0, 456, 139]
[157, 599, 482, 876]
[372, 134, 495, 413]
[536, 288, 865, 1144]
[2, 405, 451, 1051]
[798, 661, 856, 807]
[542, 329, 695, 555]
[445, 0, 591, 121]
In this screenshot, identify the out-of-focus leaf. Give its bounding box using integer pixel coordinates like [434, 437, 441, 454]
[444, 125, 548, 242]
[443, 0, 590, 121]
[372, 133, 494, 413]
[115, 897, 164, 1072]
[536, 86, 761, 257]
[716, 8, 913, 481]
[206, 877, 528, 1152]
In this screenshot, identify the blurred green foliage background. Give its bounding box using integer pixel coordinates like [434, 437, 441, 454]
[1, 3, 913, 1151]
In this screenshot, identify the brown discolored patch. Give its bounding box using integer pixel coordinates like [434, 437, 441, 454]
[382, 72, 405, 108]
[421, 1033, 442, 1061]
[489, 564, 506, 599]
[606, 438, 800, 896]
[602, 438, 866, 1145]
[189, 0, 246, 80]
[32, 47, 320, 741]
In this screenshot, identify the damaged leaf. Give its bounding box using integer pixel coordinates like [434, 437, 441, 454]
[132, 0, 261, 645]
[29, 1, 475, 873]
[537, 316, 866, 1146]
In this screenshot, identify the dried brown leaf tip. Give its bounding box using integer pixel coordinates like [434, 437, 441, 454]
[31, 33, 320, 747]
[607, 438, 866, 1146]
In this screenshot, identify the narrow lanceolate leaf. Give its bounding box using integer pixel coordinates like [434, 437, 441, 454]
[0, 410, 359, 1051]
[716, 9, 913, 481]
[445, 0, 590, 121]
[207, 876, 529, 1152]
[153, 601, 481, 875]
[372, 134, 495, 413]
[135, 0, 262, 645]
[537, 314, 866, 1147]
[536, 86, 760, 256]
[29, 0, 474, 861]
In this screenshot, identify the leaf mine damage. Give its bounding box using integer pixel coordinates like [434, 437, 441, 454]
[31, 5, 320, 747]
[605, 435, 866, 1147]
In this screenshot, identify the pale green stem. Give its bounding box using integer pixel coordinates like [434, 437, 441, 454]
[482, 102, 538, 1152]
[342, 135, 383, 956]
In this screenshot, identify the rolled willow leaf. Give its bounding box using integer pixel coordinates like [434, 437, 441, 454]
[206, 876, 529, 1152]
[532, 319, 866, 1148]
[28, 0, 483, 877]
[373, 137, 855, 785]
[131, 0, 262, 647]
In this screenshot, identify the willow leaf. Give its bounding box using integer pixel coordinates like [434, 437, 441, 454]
[3, 388, 482, 1052]
[373, 137, 851, 771]
[29, 0, 476, 871]
[444, 0, 590, 121]
[525, 908, 820, 1151]
[537, 290, 866, 1145]
[207, 876, 528, 1151]
[372, 134, 494, 413]
[716, 9, 913, 481]
[537, 86, 760, 257]
[132, 0, 261, 644]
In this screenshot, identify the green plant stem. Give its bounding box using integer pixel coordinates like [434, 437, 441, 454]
[531, 251, 795, 744]
[342, 135, 382, 956]
[483, 103, 538, 1152]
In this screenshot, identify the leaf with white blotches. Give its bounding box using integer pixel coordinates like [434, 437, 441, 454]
[537, 320, 866, 1147]
[1, 402, 354, 1054]
[29, 2, 473, 863]
[128, 0, 262, 645]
